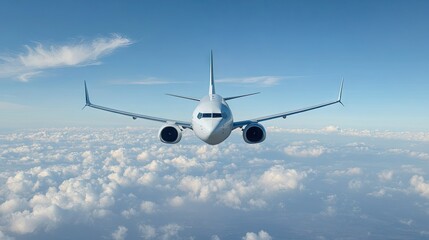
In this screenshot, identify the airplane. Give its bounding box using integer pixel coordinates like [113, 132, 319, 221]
[83, 51, 343, 145]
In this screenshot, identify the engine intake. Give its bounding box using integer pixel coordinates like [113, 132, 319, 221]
[158, 125, 182, 144]
[243, 123, 266, 144]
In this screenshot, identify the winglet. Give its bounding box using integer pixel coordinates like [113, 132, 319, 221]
[337, 78, 344, 106]
[83, 81, 91, 109]
[209, 50, 215, 95]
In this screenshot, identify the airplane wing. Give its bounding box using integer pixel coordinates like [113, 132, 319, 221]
[83, 81, 192, 129]
[233, 80, 344, 129]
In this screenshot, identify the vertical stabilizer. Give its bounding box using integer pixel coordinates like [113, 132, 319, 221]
[209, 50, 215, 95]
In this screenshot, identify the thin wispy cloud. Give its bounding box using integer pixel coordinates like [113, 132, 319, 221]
[0, 34, 132, 82]
[217, 76, 303, 86]
[112, 77, 192, 85]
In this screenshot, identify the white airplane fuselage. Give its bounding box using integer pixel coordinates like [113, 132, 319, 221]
[192, 94, 233, 145]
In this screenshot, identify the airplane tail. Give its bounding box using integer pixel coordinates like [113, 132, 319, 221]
[209, 50, 215, 95]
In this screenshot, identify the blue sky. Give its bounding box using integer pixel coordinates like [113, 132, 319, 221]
[0, 0, 428, 131]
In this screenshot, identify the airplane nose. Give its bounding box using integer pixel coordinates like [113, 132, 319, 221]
[203, 119, 222, 137]
[206, 120, 221, 135]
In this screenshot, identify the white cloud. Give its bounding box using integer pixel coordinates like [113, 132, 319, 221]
[168, 196, 184, 207]
[220, 189, 242, 208]
[343, 129, 429, 142]
[137, 224, 183, 240]
[345, 142, 370, 151]
[259, 165, 306, 192]
[137, 172, 156, 186]
[211, 235, 221, 240]
[378, 170, 394, 182]
[110, 148, 127, 165]
[388, 148, 429, 160]
[331, 167, 362, 176]
[139, 224, 156, 239]
[248, 199, 267, 208]
[368, 188, 387, 198]
[322, 125, 340, 133]
[0, 198, 27, 215]
[9, 205, 62, 234]
[267, 126, 429, 142]
[283, 140, 330, 158]
[242, 230, 272, 240]
[167, 156, 198, 172]
[137, 151, 150, 161]
[321, 194, 337, 216]
[112, 226, 128, 240]
[144, 160, 159, 172]
[121, 208, 138, 219]
[196, 145, 221, 159]
[140, 201, 156, 214]
[6, 171, 34, 194]
[81, 151, 94, 165]
[410, 175, 429, 198]
[217, 76, 287, 86]
[1, 127, 428, 239]
[0, 34, 131, 81]
[159, 224, 183, 240]
[284, 145, 327, 157]
[179, 176, 226, 202]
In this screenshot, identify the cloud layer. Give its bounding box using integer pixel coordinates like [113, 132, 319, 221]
[0, 127, 429, 239]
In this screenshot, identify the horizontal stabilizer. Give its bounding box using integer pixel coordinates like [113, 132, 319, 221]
[224, 92, 260, 101]
[166, 93, 200, 101]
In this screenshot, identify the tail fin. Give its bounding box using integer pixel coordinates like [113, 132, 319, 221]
[209, 50, 215, 95]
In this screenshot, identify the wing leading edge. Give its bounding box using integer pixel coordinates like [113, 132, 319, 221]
[233, 80, 344, 129]
[83, 81, 192, 129]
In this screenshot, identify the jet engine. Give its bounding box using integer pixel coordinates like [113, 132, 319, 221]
[158, 124, 182, 144]
[243, 123, 266, 144]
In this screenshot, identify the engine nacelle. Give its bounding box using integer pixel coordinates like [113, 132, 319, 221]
[243, 123, 266, 144]
[158, 124, 182, 144]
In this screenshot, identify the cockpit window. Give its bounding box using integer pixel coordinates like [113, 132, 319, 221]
[197, 113, 223, 119]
